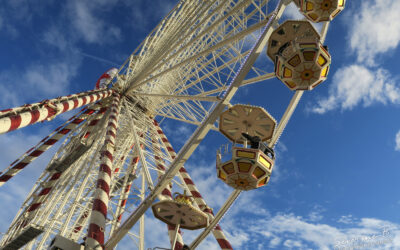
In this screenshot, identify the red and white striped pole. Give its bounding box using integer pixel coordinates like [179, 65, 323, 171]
[7, 103, 109, 240]
[115, 155, 139, 224]
[0, 88, 113, 135]
[81, 106, 109, 143]
[86, 93, 121, 249]
[72, 142, 131, 238]
[72, 209, 89, 236]
[0, 102, 105, 187]
[151, 135, 185, 250]
[112, 142, 143, 220]
[18, 171, 64, 229]
[67, 105, 111, 237]
[153, 120, 233, 250]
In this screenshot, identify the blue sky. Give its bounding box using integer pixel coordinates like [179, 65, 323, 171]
[1, 0, 400, 249]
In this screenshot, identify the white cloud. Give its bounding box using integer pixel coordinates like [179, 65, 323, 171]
[161, 122, 196, 150]
[0, 56, 81, 107]
[308, 210, 323, 222]
[283, 239, 305, 248]
[171, 167, 400, 250]
[310, 0, 400, 115]
[69, 1, 103, 43]
[0, 0, 38, 38]
[395, 130, 400, 151]
[269, 236, 282, 248]
[338, 214, 356, 225]
[283, 2, 304, 20]
[24, 62, 78, 96]
[42, 26, 69, 51]
[188, 163, 232, 209]
[66, 0, 121, 44]
[248, 213, 399, 249]
[310, 65, 400, 114]
[349, 0, 400, 66]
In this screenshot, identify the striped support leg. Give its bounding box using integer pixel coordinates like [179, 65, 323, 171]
[112, 143, 135, 174]
[81, 106, 109, 143]
[0, 102, 105, 187]
[115, 153, 140, 224]
[72, 209, 90, 235]
[0, 88, 113, 134]
[86, 93, 121, 249]
[153, 120, 233, 250]
[151, 135, 184, 250]
[19, 171, 63, 228]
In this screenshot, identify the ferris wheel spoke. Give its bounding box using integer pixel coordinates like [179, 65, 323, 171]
[137, 46, 267, 125]
[320, 21, 330, 43]
[124, 1, 213, 91]
[156, 106, 213, 128]
[152, 0, 236, 65]
[269, 90, 304, 148]
[126, 231, 140, 249]
[132, 92, 219, 102]
[125, 3, 271, 95]
[132, 0, 262, 84]
[242, 72, 276, 86]
[146, 165, 188, 191]
[169, 71, 276, 107]
[127, 18, 270, 94]
[173, 49, 251, 96]
[110, 151, 141, 236]
[132, 124, 154, 190]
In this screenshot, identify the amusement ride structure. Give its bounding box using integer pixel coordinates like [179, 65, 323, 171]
[0, 0, 345, 249]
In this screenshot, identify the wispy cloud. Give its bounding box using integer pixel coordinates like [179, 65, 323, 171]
[308, 205, 325, 222]
[0, 57, 81, 107]
[338, 214, 356, 225]
[310, 65, 400, 114]
[182, 162, 400, 249]
[349, 0, 400, 66]
[310, 0, 400, 114]
[283, 2, 304, 20]
[395, 130, 400, 151]
[247, 213, 399, 249]
[24, 62, 79, 96]
[77, 51, 121, 67]
[42, 25, 70, 51]
[66, 0, 122, 44]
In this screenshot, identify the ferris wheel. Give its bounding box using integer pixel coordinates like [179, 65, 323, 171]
[0, 0, 345, 249]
